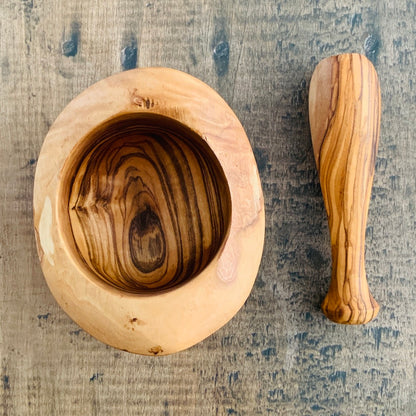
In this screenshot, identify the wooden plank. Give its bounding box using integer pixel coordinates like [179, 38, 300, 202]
[1, 0, 415, 414]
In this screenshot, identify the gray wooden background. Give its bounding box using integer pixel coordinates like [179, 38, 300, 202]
[1, 0, 415, 415]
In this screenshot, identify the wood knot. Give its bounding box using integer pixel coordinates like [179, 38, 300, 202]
[66, 114, 231, 293]
[130, 89, 154, 109]
[148, 345, 163, 355]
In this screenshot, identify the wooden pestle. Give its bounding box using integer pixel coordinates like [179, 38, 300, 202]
[309, 53, 381, 324]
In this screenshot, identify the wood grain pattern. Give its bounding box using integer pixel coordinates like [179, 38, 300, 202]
[2, 0, 416, 414]
[68, 114, 231, 292]
[32, 67, 264, 356]
[309, 53, 381, 324]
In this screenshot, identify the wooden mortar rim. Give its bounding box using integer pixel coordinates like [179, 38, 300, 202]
[33, 67, 265, 355]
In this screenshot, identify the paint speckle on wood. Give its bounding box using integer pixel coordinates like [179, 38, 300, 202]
[89, 373, 103, 383]
[37, 313, 50, 321]
[213, 41, 230, 77]
[62, 22, 80, 57]
[2, 375, 10, 390]
[364, 34, 380, 63]
[212, 18, 230, 77]
[121, 37, 138, 70]
[62, 40, 77, 57]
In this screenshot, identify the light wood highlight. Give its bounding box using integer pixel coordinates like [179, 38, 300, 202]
[309, 53, 381, 324]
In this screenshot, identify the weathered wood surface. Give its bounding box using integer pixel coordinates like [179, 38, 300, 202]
[1, 0, 415, 414]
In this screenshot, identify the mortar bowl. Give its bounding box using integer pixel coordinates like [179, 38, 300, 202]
[33, 68, 265, 355]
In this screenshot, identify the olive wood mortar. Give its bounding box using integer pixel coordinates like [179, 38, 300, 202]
[33, 68, 265, 355]
[309, 53, 381, 324]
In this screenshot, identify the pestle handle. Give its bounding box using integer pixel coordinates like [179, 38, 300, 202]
[309, 53, 381, 324]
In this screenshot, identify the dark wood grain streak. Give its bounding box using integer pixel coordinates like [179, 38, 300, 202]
[68, 114, 231, 292]
[309, 53, 381, 324]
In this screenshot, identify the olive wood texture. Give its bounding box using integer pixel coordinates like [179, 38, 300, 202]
[309, 53, 381, 324]
[68, 114, 231, 293]
[33, 68, 265, 355]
